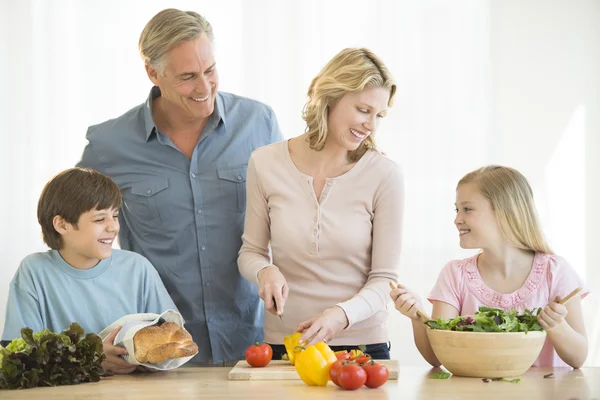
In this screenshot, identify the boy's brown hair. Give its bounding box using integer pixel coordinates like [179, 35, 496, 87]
[37, 168, 123, 250]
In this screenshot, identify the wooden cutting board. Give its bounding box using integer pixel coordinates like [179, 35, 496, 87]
[228, 359, 399, 381]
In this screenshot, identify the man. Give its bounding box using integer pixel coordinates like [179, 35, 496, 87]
[78, 8, 282, 365]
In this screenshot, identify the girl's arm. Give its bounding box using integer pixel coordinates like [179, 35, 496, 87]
[413, 300, 459, 367]
[539, 296, 587, 368]
[390, 284, 458, 368]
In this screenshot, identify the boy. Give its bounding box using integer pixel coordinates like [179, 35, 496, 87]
[1, 168, 177, 374]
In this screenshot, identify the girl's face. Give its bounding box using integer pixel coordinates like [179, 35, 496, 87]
[454, 183, 504, 250]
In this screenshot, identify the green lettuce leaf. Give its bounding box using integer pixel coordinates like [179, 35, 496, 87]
[0, 323, 105, 390]
[425, 306, 544, 333]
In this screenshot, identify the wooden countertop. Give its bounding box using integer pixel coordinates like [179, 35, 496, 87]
[1, 366, 597, 399]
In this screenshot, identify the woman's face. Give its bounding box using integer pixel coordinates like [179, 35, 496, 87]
[326, 86, 389, 152]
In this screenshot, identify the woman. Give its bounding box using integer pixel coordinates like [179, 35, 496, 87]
[238, 48, 404, 360]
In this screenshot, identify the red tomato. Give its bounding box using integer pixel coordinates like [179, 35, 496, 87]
[329, 360, 344, 387]
[245, 343, 272, 367]
[362, 361, 389, 388]
[335, 351, 351, 361]
[353, 355, 371, 365]
[337, 363, 367, 390]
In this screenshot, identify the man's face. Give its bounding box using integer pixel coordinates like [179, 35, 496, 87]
[147, 33, 219, 120]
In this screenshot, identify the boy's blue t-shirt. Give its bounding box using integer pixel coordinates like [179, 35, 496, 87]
[1, 249, 177, 340]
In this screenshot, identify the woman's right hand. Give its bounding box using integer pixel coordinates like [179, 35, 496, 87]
[257, 265, 289, 316]
[390, 284, 424, 321]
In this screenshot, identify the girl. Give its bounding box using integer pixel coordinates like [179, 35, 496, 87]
[391, 166, 587, 368]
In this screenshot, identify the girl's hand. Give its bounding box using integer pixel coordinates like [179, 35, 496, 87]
[537, 296, 568, 331]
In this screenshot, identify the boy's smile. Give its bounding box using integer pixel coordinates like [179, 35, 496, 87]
[55, 207, 120, 270]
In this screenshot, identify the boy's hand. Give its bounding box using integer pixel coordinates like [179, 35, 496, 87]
[102, 326, 136, 374]
[390, 284, 423, 321]
[537, 296, 568, 331]
[136, 365, 160, 373]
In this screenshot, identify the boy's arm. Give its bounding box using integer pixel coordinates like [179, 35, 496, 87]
[2, 283, 44, 342]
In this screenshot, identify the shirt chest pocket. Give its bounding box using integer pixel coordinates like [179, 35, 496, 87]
[124, 178, 170, 223]
[216, 165, 247, 212]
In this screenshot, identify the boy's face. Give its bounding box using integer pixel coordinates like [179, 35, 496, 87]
[58, 207, 120, 269]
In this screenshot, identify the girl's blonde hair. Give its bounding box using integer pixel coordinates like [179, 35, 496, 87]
[139, 8, 214, 75]
[302, 48, 396, 162]
[458, 166, 552, 254]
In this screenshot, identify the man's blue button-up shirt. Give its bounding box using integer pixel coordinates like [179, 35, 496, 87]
[78, 86, 282, 363]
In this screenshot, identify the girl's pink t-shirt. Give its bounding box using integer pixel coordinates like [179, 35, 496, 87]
[428, 252, 588, 367]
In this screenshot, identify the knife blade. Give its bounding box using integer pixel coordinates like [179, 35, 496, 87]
[273, 297, 287, 332]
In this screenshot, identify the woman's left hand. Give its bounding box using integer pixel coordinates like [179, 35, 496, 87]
[297, 306, 349, 347]
[537, 296, 568, 331]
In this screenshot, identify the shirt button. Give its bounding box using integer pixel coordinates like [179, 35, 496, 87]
[313, 230, 317, 235]
[146, 189, 152, 195]
[201, 245, 206, 251]
[191, 173, 196, 178]
[208, 317, 213, 323]
[237, 175, 243, 181]
[327, 182, 332, 186]
[322, 194, 327, 199]
[197, 209, 202, 214]
[204, 282, 211, 287]
[312, 243, 316, 247]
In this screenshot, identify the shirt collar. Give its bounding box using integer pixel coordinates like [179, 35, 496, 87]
[143, 86, 226, 142]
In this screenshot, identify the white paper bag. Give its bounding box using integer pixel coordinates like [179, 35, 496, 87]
[99, 309, 197, 370]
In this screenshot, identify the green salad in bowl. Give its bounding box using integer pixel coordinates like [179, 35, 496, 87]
[425, 306, 544, 333]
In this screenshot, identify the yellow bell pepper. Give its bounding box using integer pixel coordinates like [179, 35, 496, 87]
[294, 342, 337, 386]
[283, 332, 302, 365]
[349, 349, 363, 360]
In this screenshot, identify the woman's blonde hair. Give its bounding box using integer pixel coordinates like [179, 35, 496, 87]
[139, 8, 214, 75]
[458, 166, 552, 254]
[303, 48, 396, 162]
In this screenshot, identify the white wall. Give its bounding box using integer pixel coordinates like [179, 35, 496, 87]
[488, 0, 600, 364]
[1, 0, 598, 365]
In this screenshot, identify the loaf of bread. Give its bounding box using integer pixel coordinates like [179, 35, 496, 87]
[133, 322, 198, 364]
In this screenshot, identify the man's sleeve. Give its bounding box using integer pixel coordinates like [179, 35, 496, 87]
[268, 106, 284, 143]
[76, 127, 103, 171]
